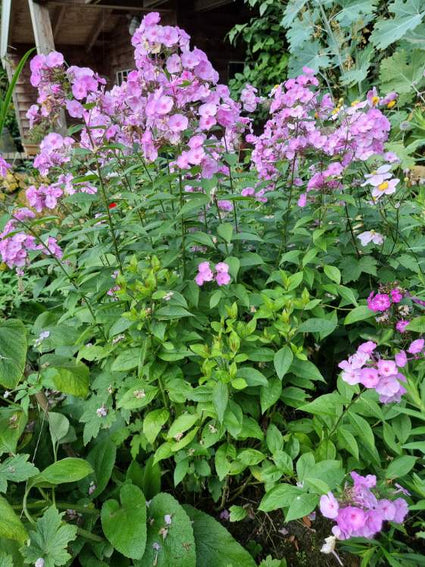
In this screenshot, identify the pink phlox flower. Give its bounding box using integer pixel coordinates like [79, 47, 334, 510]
[367, 292, 391, 312]
[396, 320, 409, 334]
[320, 492, 339, 519]
[408, 338, 424, 354]
[357, 230, 384, 247]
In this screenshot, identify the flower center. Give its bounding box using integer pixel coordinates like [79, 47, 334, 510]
[378, 181, 389, 191]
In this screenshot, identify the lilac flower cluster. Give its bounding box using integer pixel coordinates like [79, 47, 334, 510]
[195, 261, 230, 286]
[338, 341, 407, 403]
[0, 208, 62, 269]
[320, 472, 408, 540]
[27, 12, 247, 180]
[246, 70, 396, 206]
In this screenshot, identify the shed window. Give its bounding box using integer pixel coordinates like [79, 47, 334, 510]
[115, 69, 132, 85]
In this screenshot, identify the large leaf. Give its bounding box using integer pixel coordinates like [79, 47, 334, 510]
[33, 458, 93, 486]
[101, 484, 147, 560]
[183, 505, 256, 567]
[371, 0, 425, 49]
[138, 493, 196, 567]
[44, 362, 89, 398]
[380, 49, 425, 96]
[0, 319, 27, 389]
[87, 438, 116, 497]
[274, 346, 293, 380]
[20, 507, 77, 567]
[0, 455, 38, 493]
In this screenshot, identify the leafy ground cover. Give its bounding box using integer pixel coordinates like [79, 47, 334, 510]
[0, 10, 425, 567]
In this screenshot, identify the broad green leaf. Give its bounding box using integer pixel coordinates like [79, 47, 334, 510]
[143, 409, 169, 445]
[0, 455, 38, 493]
[139, 493, 196, 567]
[229, 505, 247, 522]
[407, 316, 425, 333]
[183, 505, 256, 567]
[0, 496, 27, 544]
[111, 349, 140, 371]
[20, 507, 76, 566]
[259, 484, 303, 512]
[213, 382, 228, 423]
[167, 413, 199, 439]
[87, 438, 116, 498]
[274, 346, 293, 380]
[101, 484, 147, 560]
[297, 318, 337, 338]
[344, 305, 374, 325]
[380, 49, 425, 96]
[260, 377, 282, 413]
[236, 367, 268, 387]
[46, 363, 89, 398]
[385, 456, 417, 479]
[33, 458, 93, 486]
[0, 319, 27, 389]
[217, 223, 233, 243]
[371, 0, 425, 50]
[48, 413, 70, 446]
[324, 265, 341, 284]
[285, 493, 319, 522]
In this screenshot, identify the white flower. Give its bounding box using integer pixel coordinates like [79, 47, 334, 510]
[35, 558, 45, 567]
[357, 230, 384, 247]
[321, 535, 336, 554]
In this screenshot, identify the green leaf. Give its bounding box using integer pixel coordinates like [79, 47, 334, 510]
[217, 223, 233, 243]
[236, 367, 268, 387]
[101, 484, 147, 560]
[290, 359, 325, 382]
[300, 393, 343, 417]
[155, 306, 194, 319]
[281, 0, 309, 27]
[178, 195, 210, 217]
[143, 409, 169, 445]
[0, 319, 27, 389]
[337, 427, 359, 460]
[324, 265, 341, 284]
[0, 455, 38, 493]
[140, 493, 196, 567]
[380, 49, 425, 96]
[0, 551, 14, 567]
[0, 496, 27, 544]
[213, 382, 228, 423]
[167, 413, 199, 439]
[48, 413, 70, 446]
[344, 305, 374, 325]
[229, 505, 248, 522]
[259, 484, 303, 512]
[285, 493, 319, 522]
[297, 318, 337, 339]
[371, 0, 425, 50]
[20, 507, 76, 566]
[385, 456, 417, 479]
[183, 505, 256, 567]
[47, 363, 89, 398]
[87, 438, 116, 498]
[111, 349, 140, 371]
[407, 316, 425, 333]
[274, 346, 293, 380]
[33, 458, 93, 486]
[260, 377, 282, 413]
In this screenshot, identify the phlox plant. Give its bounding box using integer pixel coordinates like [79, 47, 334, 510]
[1, 11, 425, 567]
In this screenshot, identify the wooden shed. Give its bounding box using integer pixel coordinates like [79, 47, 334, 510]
[1, 0, 249, 153]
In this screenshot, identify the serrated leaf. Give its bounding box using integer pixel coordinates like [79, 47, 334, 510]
[20, 507, 76, 565]
[0, 455, 39, 493]
[371, 0, 425, 50]
[380, 49, 425, 95]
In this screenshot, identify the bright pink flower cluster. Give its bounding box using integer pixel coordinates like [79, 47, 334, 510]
[367, 286, 413, 333]
[320, 472, 408, 540]
[338, 341, 407, 403]
[240, 84, 262, 113]
[195, 261, 230, 286]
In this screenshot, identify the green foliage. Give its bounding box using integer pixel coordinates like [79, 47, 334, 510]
[20, 507, 77, 567]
